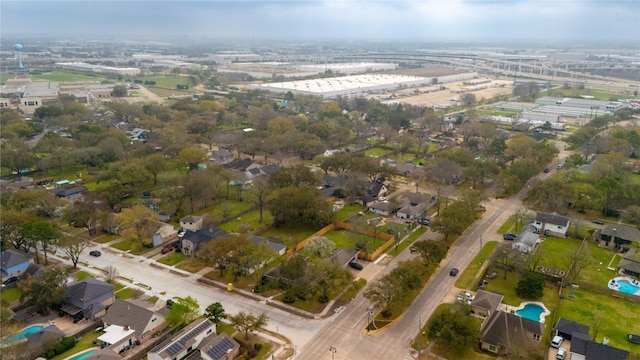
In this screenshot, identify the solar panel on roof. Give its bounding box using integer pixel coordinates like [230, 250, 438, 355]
[206, 338, 236, 359]
[166, 343, 183, 356]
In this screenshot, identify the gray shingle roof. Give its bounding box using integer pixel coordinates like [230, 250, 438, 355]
[481, 310, 543, 350]
[1, 249, 31, 270]
[535, 212, 569, 227]
[102, 299, 155, 337]
[570, 332, 629, 360]
[471, 290, 503, 313]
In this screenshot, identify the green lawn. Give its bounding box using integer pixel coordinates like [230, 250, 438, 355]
[31, 71, 104, 82]
[94, 233, 119, 243]
[133, 74, 192, 89]
[115, 287, 143, 300]
[481, 270, 558, 308]
[1, 287, 21, 302]
[496, 216, 515, 234]
[217, 209, 273, 233]
[557, 287, 640, 352]
[175, 257, 207, 273]
[157, 251, 187, 266]
[536, 236, 582, 270]
[575, 241, 620, 285]
[455, 241, 498, 289]
[363, 147, 390, 157]
[111, 239, 154, 255]
[259, 227, 317, 249]
[321, 229, 389, 254]
[49, 332, 101, 360]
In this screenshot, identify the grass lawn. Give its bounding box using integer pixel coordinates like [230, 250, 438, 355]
[337, 204, 365, 221]
[536, 236, 582, 269]
[340, 279, 367, 302]
[133, 74, 192, 89]
[31, 71, 104, 82]
[218, 209, 273, 233]
[363, 147, 390, 157]
[191, 200, 253, 218]
[481, 270, 559, 309]
[1, 287, 21, 302]
[175, 258, 207, 273]
[115, 287, 143, 300]
[455, 241, 498, 289]
[496, 216, 515, 234]
[94, 233, 119, 244]
[50, 331, 101, 360]
[217, 322, 236, 335]
[157, 251, 187, 266]
[321, 229, 388, 254]
[111, 239, 154, 255]
[574, 241, 620, 286]
[386, 226, 427, 255]
[259, 227, 317, 249]
[203, 270, 258, 291]
[557, 287, 640, 352]
[73, 270, 92, 281]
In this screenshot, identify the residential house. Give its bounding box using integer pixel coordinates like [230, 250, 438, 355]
[61, 277, 115, 321]
[327, 248, 359, 267]
[511, 231, 540, 254]
[617, 247, 640, 277]
[223, 158, 258, 172]
[260, 164, 280, 177]
[395, 192, 434, 220]
[531, 212, 570, 237]
[1, 249, 32, 279]
[361, 180, 389, 205]
[181, 227, 229, 256]
[368, 201, 396, 216]
[97, 324, 137, 352]
[470, 290, 503, 318]
[129, 128, 149, 141]
[25, 324, 64, 353]
[480, 310, 544, 355]
[49, 186, 88, 202]
[248, 235, 286, 256]
[197, 333, 240, 360]
[553, 317, 590, 341]
[180, 215, 204, 232]
[569, 332, 629, 360]
[141, 198, 161, 212]
[147, 318, 216, 360]
[102, 299, 165, 342]
[210, 150, 234, 164]
[597, 223, 640, 250]
[85, 349, 122, 360]
[321, 175, 347, 197]
[150, 221, 178, 247]
[393, 162, 424, 177]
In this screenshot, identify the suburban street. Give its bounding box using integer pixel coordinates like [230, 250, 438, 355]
[47, 140, 577, 360]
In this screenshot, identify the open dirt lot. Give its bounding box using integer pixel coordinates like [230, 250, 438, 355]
[375, 79, 514, 107]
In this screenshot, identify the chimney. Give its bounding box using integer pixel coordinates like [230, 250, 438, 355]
[124, 325, 129, 331]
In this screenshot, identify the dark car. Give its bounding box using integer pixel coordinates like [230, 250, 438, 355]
[349, 261, 363, 270]
[2, 277, 19, 288]
[418, 218, 430, 226]
[449, 268, 459, 276]
[161, 246, 172, 254]
[543, 168, 550, 173]
[503, 233, 517, 241]
[385, 229, 394, 235]
[592, 219, 604, 225]
[89, 250, 101, 257]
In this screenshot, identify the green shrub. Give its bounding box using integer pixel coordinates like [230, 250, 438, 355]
[282, 292, 295, 304]
[318, 294, 329, 303]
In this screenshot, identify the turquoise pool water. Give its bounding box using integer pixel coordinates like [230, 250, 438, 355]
[618, 280, 640, 295]
[69, 349, 97, 360]
[516, 303, 544, 322]
[2, 325, 45, 344]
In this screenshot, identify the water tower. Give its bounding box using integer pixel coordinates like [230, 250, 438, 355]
[13, 44, 24, 70]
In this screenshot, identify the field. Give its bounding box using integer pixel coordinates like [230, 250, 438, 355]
[31, 71, 106, 82]
[133, 74, 193, 89]
[389, 80, 514, 107]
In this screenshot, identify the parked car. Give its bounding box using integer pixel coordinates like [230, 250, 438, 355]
[551, 335, 564, 348]
[556, 347, 567, 360]
[449, 268, 459, 276]
[592, 219, 604, 225]
[2, 277, 19, 288]
[385, 229, 394, 235]
[161, 246, 172, 254]
[349, 261, 363, 270]
[503, 233, 517, 241]
[89, 250, 101, 257]
[418, 218, 430, 226]
[543, 168, 550, 173]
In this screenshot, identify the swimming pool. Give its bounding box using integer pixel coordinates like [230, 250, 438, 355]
[1, 325, 46, 345]
[608, 276, 640, 296]
[514, 302, 550, 323]
[67, 349, 97, 360]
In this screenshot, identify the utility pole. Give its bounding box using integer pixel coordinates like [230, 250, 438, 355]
[418, 315, 422, 356]
[480, 235, 483, 264]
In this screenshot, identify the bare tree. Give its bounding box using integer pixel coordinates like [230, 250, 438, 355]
[57, 230, 91, 268]
[513, 207, 529, 232]
[103, 265, 119, 283]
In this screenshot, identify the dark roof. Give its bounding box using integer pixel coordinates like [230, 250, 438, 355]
[150, 318, 215, 357]
[25, 325, 64, 347]
[471, 290, 503, 313]
[368, 201, 395, 212]
[601, 224, 640, 242]
[535, 212, 569, 227]
[180, 215, 202, 224]
[102, 299, 155, 337]
[86, 349, 123, 360]
[50, 186, 88, 198]
[224, 158, 254, 171]
[619, 257, 640, 273]
[321, 175, 347, 197]
[403, 192, 429, 206]
[19, 263, 43, 280]
[327, 248, 359, 266]
[481, 310, 544, 349]
[570, 332, 629, 360]
[260, 164, 280, 175]
[555, 318, 590, 340]
[248, 235, 286, 254]
[199, 333, 239, 360]
[1, 249, 31, 270]
[182, 227, 229, 251]
[65, 277, 114, 309]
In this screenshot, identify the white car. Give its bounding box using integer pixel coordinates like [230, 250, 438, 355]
[551, 335, 564, 348]
[556, 347, 567, 360]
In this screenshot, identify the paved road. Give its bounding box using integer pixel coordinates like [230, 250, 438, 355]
[294, 144, 577, 360]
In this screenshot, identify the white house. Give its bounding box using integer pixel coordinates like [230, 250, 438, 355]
[531, 212, 570, 237]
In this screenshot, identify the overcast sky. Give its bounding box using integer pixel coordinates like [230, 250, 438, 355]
[2, 0, 639, 43]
